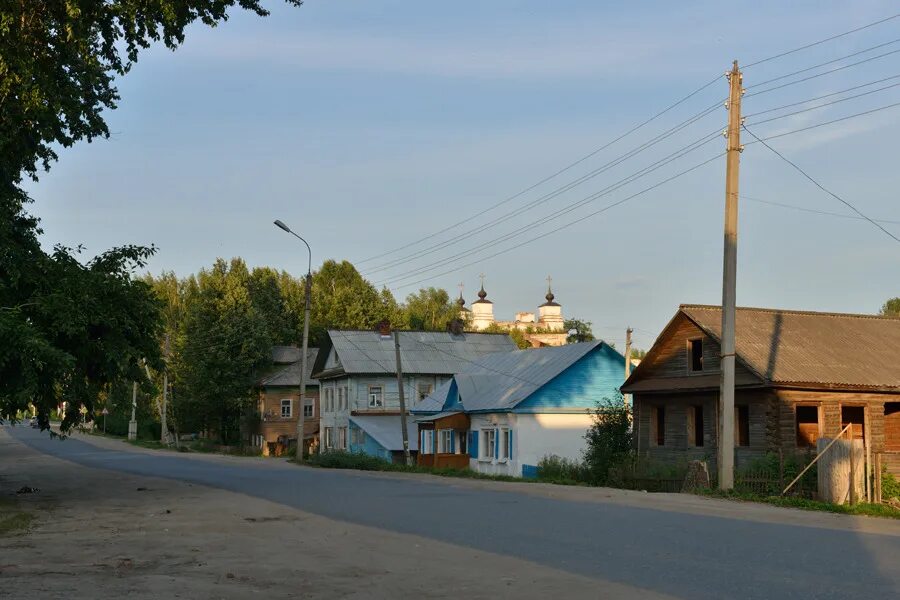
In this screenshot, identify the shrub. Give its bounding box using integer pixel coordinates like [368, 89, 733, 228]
[305, 450, 395, 471]
[537, 455, 589, 483]
[883, 468, 900, 501]
[583, 395, 633, 485]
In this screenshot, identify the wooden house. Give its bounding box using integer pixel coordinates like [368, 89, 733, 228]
[621, 305, 900, 476]
[412, 341, 628, 477]
[310, 328, 516, 460]
[254, 346, 320, 456]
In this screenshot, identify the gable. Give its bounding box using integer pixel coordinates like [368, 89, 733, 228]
[515, 344, 626, 412]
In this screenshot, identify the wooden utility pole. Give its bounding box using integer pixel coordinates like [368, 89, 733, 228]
[719, 60, 743, 491]
[128, 381, 138, 440]
[394, 331, 412, 466]
[624, 327, 633, 407]
[161, 333, 170, 445]
[296, 272, 311, 459]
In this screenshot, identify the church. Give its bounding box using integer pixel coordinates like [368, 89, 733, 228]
[457, 277, 568, 347]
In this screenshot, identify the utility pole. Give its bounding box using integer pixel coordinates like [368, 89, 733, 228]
[160, 333, 170, 445]
[128, 381, 138, 440]
[719, 60, 743, 491]
[296, 271, 311, 459]
[624, 327, 633, 407]
[394, 330, 412, 466]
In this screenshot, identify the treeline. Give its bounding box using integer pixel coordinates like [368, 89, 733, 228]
[111, 258, 464, 444]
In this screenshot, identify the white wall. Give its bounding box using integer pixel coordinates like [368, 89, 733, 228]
[468, 412, 593, 477]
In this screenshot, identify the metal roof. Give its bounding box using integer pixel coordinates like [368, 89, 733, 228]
[414, 411, 463, 422]
[679, 305, 900, 391]
[349, 415, 419, 451]
[415, 341, 604, 413]
[410, 380, 454, 414]
[322, 330, 517, 376]
[260, 348, 320, 387]
[271, 345, 302, 364]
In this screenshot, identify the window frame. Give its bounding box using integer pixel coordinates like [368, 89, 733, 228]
[480, 429, 496, 461]
[795, 404, 821, 448]
[687, 338, 704, 374]
[280, 398, 292, 418]
[368, 385, 384, 408]
[736, 404, 750, 447]
[499, 428, 510, 462]
[417, 382, 434, 402]
[303, 398, 314, 419]
[438, 429, 453, 454]
[324, 427, 334, 449]
[338, 426, 347, 450]
[687, 405, 704, 447]
[421, 429, 434, 455]
[651, 405, 665, 447]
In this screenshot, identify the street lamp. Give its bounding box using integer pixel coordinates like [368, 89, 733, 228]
[274, 219, 312, 460]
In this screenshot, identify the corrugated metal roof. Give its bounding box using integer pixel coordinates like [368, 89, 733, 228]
[414, 411, 463, 422]
[410, 380, 454, 414]
[681, 304, 900, 390]
[349, 415, 419, 451]
[326, 330, 517, 375]
[272, 345, 302, 364]
[260, 348, 320, 386]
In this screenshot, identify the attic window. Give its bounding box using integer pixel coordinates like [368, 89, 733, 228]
[688, 339, 703, 372]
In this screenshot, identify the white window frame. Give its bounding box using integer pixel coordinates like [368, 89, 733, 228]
[418, 382, 434, 401]
[421, 430, 434, 455]
[368, 385, 384, 408]
[324, 427, 334, 449]
[303, 398, 314, 418]
[481, 429, 495, 461]
[280, 399, 292, 418]
[338, 426, 347, 450]
[499, 428, 509, 462]
[438, 429, 452, 454]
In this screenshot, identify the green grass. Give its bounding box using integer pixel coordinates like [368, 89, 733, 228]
[697, 488, 900, 519]
[0, 499, 35, 536]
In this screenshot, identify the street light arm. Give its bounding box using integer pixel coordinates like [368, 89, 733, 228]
[273, 219, 312, 274]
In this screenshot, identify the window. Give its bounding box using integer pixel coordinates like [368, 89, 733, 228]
[438, 429, 453, 453]
[500, 428, 510, 461]
[688, 339, 703, 372]
[736, 405, 750, 447]
[421, 430, 434, 454]
[338, 426, 347, 450]
[342, 386, 348, 410]
[280, 399, 292, 418]
[351, 427, 365, 446]
[324, 388, 333, 412]
[688, 405, 704, 447]
[481, 429, 496, 460]
[795, 405, 820, 448]
[368, 385, 384, 408]
[303, 398, 314, 419]
[336, 386, 346, 411]
[841, 406, 865, 440]
[456, 431, 467, 455]
[417, 383, 433, 401]
[651, 406, 665, 446]
[324, 427, 334, 449]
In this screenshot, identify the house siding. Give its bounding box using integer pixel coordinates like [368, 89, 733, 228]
[256, 386, 320, 453]
[515, 344, 625, 411]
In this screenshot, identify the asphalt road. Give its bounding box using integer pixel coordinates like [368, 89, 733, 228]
[8, 426, 900, 599]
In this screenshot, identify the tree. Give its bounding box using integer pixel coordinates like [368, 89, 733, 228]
[403, 287, 460, 331]
[1, 1, 302, 429]
[881, 298, 900, 317]
[564, 318, 595, 344]
[583, 395, 633, 485]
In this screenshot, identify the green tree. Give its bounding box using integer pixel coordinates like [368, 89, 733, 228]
[881, 297, 900, 317]
[583, 395, 633, 485]
[403, 287, 460, 331]
[482, 323, 528, 349]
[310, 260, 387, 341]
[564, 318, 595, 343]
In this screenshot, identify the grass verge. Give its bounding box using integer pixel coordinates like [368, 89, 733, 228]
[697, 488, 900, 519]
[0, 499, 35, 536]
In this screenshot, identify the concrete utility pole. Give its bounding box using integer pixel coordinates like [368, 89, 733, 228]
[624, 327, 633, 407]
[161, 333, 170, 445]
[128, 381, 138, 440]
[394, 331, 412, 466]
[719, 60, 743, 491]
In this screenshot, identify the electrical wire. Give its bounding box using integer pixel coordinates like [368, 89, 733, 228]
[742, 195, 900, 225]
[746, 81, 900, 126]
[744, 13, 900, 68]
[744, 75, 900, 117]
[742, 124, 900, 244]
[744, 100, 900, 143]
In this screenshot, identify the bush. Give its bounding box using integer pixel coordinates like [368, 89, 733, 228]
[537, 455, 589, 483]
[305, 450, 396, 471]
[735, 452, 816, 497]
[583, 395, 633, 485]
[883, 468, 900, 501]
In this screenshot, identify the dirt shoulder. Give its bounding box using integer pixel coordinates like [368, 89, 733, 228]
[0, 426, 673, 600]
[65, 428, 900, 538]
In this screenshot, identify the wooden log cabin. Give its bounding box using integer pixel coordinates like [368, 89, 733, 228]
[621, 305, 900, 477]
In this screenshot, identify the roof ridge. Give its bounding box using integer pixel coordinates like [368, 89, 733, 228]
[679, 304, 900, 321]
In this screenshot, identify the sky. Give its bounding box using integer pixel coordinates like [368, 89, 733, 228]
[25, 0, 900, 351]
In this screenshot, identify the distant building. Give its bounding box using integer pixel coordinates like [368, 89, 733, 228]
[411, 340, 628, 477]
[254, 346, 320, 456]
[461, 278, 568, 347]
[311, 328, 517, 461]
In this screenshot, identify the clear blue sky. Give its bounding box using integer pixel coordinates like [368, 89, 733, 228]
[26, 0, 900, 350]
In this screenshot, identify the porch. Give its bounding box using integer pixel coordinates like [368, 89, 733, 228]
[416, 411, 470, 470]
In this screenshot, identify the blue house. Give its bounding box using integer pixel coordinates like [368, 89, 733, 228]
[411, 341, 627, 477]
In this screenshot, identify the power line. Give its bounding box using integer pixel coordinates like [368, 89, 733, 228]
[363, 101, 724, 276]
[354, 74, 724, 266]
[746, 81, 900, 126]
[744, 13, 900, 68]
[377, 133, 722, 286]
[744, 100, 900, 143]
[742, 195, 900, 225]
[744, 75, 900, 118]
[742, 124, 900, 244]
[390, 152, 725, 291]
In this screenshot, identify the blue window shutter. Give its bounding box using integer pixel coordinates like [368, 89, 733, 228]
[450, 431, 455, 453]
[420, 430, 425, 453]
[508, 430, 513, 458]
[494, 429, 499, 459]
[470, 430, 478, 457]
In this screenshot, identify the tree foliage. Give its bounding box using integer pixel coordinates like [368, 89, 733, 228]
[403, 287, 460, 331]
[881, 297, 900, 317]
[564, 318, 595, 343]
[583, 395, 633, 485]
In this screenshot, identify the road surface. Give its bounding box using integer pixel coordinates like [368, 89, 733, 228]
[6, 426, 900, 599]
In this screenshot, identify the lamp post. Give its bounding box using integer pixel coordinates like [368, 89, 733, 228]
[274, 219, 312, 460]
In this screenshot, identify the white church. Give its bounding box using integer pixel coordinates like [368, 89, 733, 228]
[457, 278, 568, 347]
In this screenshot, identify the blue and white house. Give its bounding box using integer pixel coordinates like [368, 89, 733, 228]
[412, 341, 628, 477]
